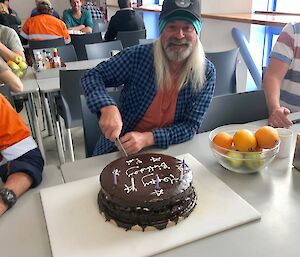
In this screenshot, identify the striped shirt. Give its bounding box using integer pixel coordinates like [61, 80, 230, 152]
[21, 14, 71, 44]
[81, 43, 216, 155]
[270, 22, 300, 112]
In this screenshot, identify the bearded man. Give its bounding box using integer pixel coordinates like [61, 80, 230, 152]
[81, 0, 216, 156]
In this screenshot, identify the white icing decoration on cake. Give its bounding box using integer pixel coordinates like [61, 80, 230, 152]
[112, 168, 120, 176]
[124, 177, 137, 194]
[126, 158, 142, 166]
[126, 162, 170, 177]
[141, 173, 179, 187]
[151, 188, 164, 196]
[150, 156, 161, 162]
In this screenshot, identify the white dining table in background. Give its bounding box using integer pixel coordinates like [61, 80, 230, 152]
[17, 67, 46, 159]
[36, 58, 107, 164]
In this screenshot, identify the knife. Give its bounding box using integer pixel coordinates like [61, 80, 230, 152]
[292, 119, 300, 125]
[115, 137, 128, 157]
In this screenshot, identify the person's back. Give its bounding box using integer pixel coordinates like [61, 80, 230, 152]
[21, 14, 70, 44]
[104, 0, 145, 41]
[82, 0, 104, 20]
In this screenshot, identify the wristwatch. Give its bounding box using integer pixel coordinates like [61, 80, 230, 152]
[0, 188, 17, 209]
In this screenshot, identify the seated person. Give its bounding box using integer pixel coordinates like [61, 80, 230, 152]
[263, 22, 300, 128]
[0, 3, 20, 32]
[0, 20, 24, 62]
[104, 0, 145, 41]
[0, 0, 21, 24]
[0, 56, 23, 92]
[63, 0, 93, 33]
[81, 0, 215, 156]
[82, 0, 104, 20]
[0, 61, 44, 217]
[21, 0, 70, 44]
[31, 0, 60, 19]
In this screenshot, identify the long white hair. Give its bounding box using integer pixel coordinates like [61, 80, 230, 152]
[153, 37, 206, 91]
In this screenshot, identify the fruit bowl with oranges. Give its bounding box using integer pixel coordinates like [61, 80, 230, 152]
[209, 125, 280, 174]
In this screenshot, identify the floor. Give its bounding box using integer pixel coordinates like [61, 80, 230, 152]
[20, 102, 86, 166]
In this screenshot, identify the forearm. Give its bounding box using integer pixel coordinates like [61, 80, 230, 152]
[263, 74, 282, 114]
[0, 43, 24, 62]
[81, 26, 92, 33]
[0, 172, 32, 216]
[0, 69, 23, 92]
[69, 25, 85, 31]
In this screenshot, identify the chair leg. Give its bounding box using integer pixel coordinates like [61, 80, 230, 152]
[66, 128, 75, 162]
[59, 117, 66, 151]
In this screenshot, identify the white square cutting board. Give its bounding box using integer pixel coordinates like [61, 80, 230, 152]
[40, 154, 261, 257]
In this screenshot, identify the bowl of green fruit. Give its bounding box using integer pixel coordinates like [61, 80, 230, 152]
[209, 124, 280, 174]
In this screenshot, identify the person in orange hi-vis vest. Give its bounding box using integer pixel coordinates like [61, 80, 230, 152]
[0, 64, 44, 217]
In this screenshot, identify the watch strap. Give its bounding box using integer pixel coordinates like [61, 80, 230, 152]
[0, 188, 17, 209]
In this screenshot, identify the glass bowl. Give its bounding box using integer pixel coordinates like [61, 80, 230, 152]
[208, 125, 280, 174]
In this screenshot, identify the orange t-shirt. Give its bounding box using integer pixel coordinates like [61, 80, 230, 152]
[134, 86, 179, 132]
[0, 94, 30, 151]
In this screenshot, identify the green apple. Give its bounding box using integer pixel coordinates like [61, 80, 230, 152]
[18, 61, 28, 71]
[244, 152, 265, 171]
[9, 62, 20, 72]
[12, 55, 23, 64]
[225, 151, 244, 168]
[14, 70, 24, 78]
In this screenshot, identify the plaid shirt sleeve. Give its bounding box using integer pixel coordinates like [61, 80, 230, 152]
[152, 59, 216, 148]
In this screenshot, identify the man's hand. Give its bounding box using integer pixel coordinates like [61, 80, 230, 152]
[0, 200, 8, 217]
[120, 131, 154, 154]
[99, 105, 122, 141]
[268, 106, 293, 128]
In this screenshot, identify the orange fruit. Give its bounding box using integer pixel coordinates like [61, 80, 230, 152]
[213, 131, 233, 149]
[255, 126, 279, 149]
[233, 129, 257, 152]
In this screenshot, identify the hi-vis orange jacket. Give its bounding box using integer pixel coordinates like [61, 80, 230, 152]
[0, 94, 37, 165]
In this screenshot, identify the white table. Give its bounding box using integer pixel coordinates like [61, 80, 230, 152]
[0, 165, 64, 257]
[59, 113, 300, 257]
[37, 59, 106, 164]
[15, 67, 46, 159]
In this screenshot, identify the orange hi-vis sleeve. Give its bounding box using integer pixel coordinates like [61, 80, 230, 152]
[0, 94, 31, 151]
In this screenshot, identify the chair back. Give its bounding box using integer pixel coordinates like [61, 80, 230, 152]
[117, 29, 146, 48]
[232, 27, 262, 89]
[59, 69, 88, 128]
[139, 38, 156, 45]
[206, 48, 239, 96]
[56, 44, 78, 62]
[70, 33, 103, 60]
[198, 90, 269, 133]
[80, 90, 121, 157]
[85, 40, 123, 59]
[0, 85, 15, 108]
[29, 38, 65, 54]
[92, 18, 105, 33]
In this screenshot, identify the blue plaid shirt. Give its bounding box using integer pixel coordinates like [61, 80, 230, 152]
[81, 43, 216, 155]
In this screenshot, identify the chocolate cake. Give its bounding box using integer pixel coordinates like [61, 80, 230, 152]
[97, 153, 197, 231]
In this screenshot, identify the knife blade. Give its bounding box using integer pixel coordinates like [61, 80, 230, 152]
[115, 137, 128, 157]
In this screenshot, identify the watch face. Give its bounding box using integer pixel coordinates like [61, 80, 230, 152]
[0, 188, 17, 208]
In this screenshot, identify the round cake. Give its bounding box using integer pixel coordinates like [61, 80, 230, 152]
[97, 153, 197, 231]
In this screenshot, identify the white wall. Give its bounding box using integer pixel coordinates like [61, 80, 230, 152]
[9, 0, 70, 21]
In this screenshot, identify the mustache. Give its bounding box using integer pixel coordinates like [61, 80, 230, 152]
[165, 38, 191, 48]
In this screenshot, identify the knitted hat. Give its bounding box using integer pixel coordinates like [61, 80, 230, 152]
[159, 0, 202, 34]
